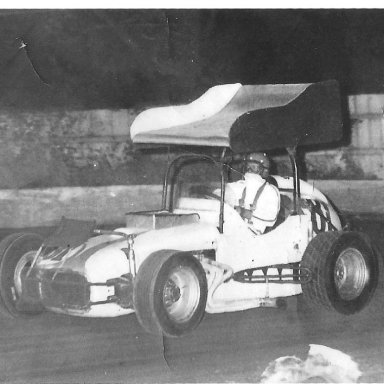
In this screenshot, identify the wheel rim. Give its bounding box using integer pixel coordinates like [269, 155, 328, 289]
[162, 266, 201, 323]
[13, 251, 36, 298]
[334, 247, 369, 300]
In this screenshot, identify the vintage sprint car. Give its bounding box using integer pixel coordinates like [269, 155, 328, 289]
[0, 80, 379, 337]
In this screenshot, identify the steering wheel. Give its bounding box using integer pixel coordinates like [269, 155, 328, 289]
[189, 185, 221, 201]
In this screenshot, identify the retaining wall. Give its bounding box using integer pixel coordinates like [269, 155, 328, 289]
[0, 180, 382, 229]
[1, 93, 384, 189]
[306, 94, 384, 179]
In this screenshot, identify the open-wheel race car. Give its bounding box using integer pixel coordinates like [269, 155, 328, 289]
[0, 80, 379, 337]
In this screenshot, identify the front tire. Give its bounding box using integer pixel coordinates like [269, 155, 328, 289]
[133, 251, 208, 337]
[0, 233, 45, 317]
[301, 231, 378, 315]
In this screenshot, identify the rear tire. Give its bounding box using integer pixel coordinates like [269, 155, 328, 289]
[0, 233, 45, 318]
[133, 251, 207, 337]
[301, 231, 378, 315]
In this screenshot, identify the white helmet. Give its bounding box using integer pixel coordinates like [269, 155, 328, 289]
[244, 152, 270, 176]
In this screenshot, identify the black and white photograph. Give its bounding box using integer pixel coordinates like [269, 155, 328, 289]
[0, 5, 384, 383]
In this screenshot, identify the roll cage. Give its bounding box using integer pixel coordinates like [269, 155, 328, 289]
[161, 148, 302, 234]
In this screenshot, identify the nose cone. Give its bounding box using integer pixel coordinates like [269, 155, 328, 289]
[36, 234, 130, 283]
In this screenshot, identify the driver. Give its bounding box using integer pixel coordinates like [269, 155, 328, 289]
[225, 153, 280, 235]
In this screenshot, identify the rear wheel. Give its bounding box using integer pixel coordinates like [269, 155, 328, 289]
[301, 231, 378, 314]
[133, 251, 208, 337]
[0, 233, 45, 317]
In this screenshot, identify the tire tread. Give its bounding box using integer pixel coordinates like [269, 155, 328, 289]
[301, 231, 341, 310]
[0, 232, 43, 318]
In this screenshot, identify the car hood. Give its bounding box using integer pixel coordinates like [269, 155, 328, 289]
[36, 222, 219, 283]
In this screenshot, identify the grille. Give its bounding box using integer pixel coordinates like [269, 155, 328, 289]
[40, 270, 90, 310]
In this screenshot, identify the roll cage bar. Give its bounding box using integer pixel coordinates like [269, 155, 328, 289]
[162, 153, 227, 233]
[161, 147, 302, 234]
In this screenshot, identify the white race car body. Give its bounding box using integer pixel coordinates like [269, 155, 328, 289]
[31, 175, 341, 317]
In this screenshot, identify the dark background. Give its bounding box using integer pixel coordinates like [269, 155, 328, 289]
[0, 8, 382, 189]
[1, 9, 383, 110]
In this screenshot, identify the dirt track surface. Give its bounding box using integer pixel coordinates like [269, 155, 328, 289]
[1, 213, 384, 383]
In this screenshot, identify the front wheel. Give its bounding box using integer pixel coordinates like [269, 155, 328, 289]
[301, 231, 378, 315]
[133, 251, 208, 337]
[0, 233, 45, 317]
